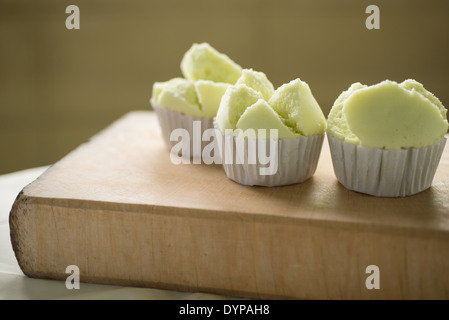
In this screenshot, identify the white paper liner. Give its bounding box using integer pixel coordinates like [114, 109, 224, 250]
[327, 132, 447, 197]
[214, 122, 324, 187]
[152, 104, 214, 158]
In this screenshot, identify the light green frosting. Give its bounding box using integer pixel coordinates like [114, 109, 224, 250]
[151, 77, 230, 118]
[216, 78, 326, 138]
[235, 69, 275, 101]
[327, 79, 448, 149]
[236, 99, 299, 139]
[151, 43, 242, 118]
[194, 80, 230, 118]
[268, 79, 327, 136]
[216, 84, 263, 131]
[151, 78, 203, 117]
[180, 42, 242, 84]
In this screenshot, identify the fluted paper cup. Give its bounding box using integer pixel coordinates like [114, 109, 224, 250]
[214, 122, 324, 187]
[327, 132, 447, 197]
[152, 104, 214, 158]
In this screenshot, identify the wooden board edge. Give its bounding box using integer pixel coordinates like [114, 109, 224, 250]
[9, 191, 37, 278]
[9, 192, 449, 299]
[19, 191, 449, 241]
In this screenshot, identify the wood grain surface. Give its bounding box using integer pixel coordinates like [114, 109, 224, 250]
[9, 111, 449, 299]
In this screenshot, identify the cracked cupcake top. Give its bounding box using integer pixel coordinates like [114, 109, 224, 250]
[216, 76, 327, 139]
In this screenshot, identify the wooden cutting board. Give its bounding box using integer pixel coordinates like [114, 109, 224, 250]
[9, 111, 449, 299]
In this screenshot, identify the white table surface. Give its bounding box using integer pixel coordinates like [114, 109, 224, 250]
[0, 166, 231, 300]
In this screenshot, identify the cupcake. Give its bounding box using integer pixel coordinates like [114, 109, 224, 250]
[150, 42, 241, 158]
[327, 79, 448, 197]
[215, 69, 327, 186]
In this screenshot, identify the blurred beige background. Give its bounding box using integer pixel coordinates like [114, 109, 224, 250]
[1, 0, 448, 174]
